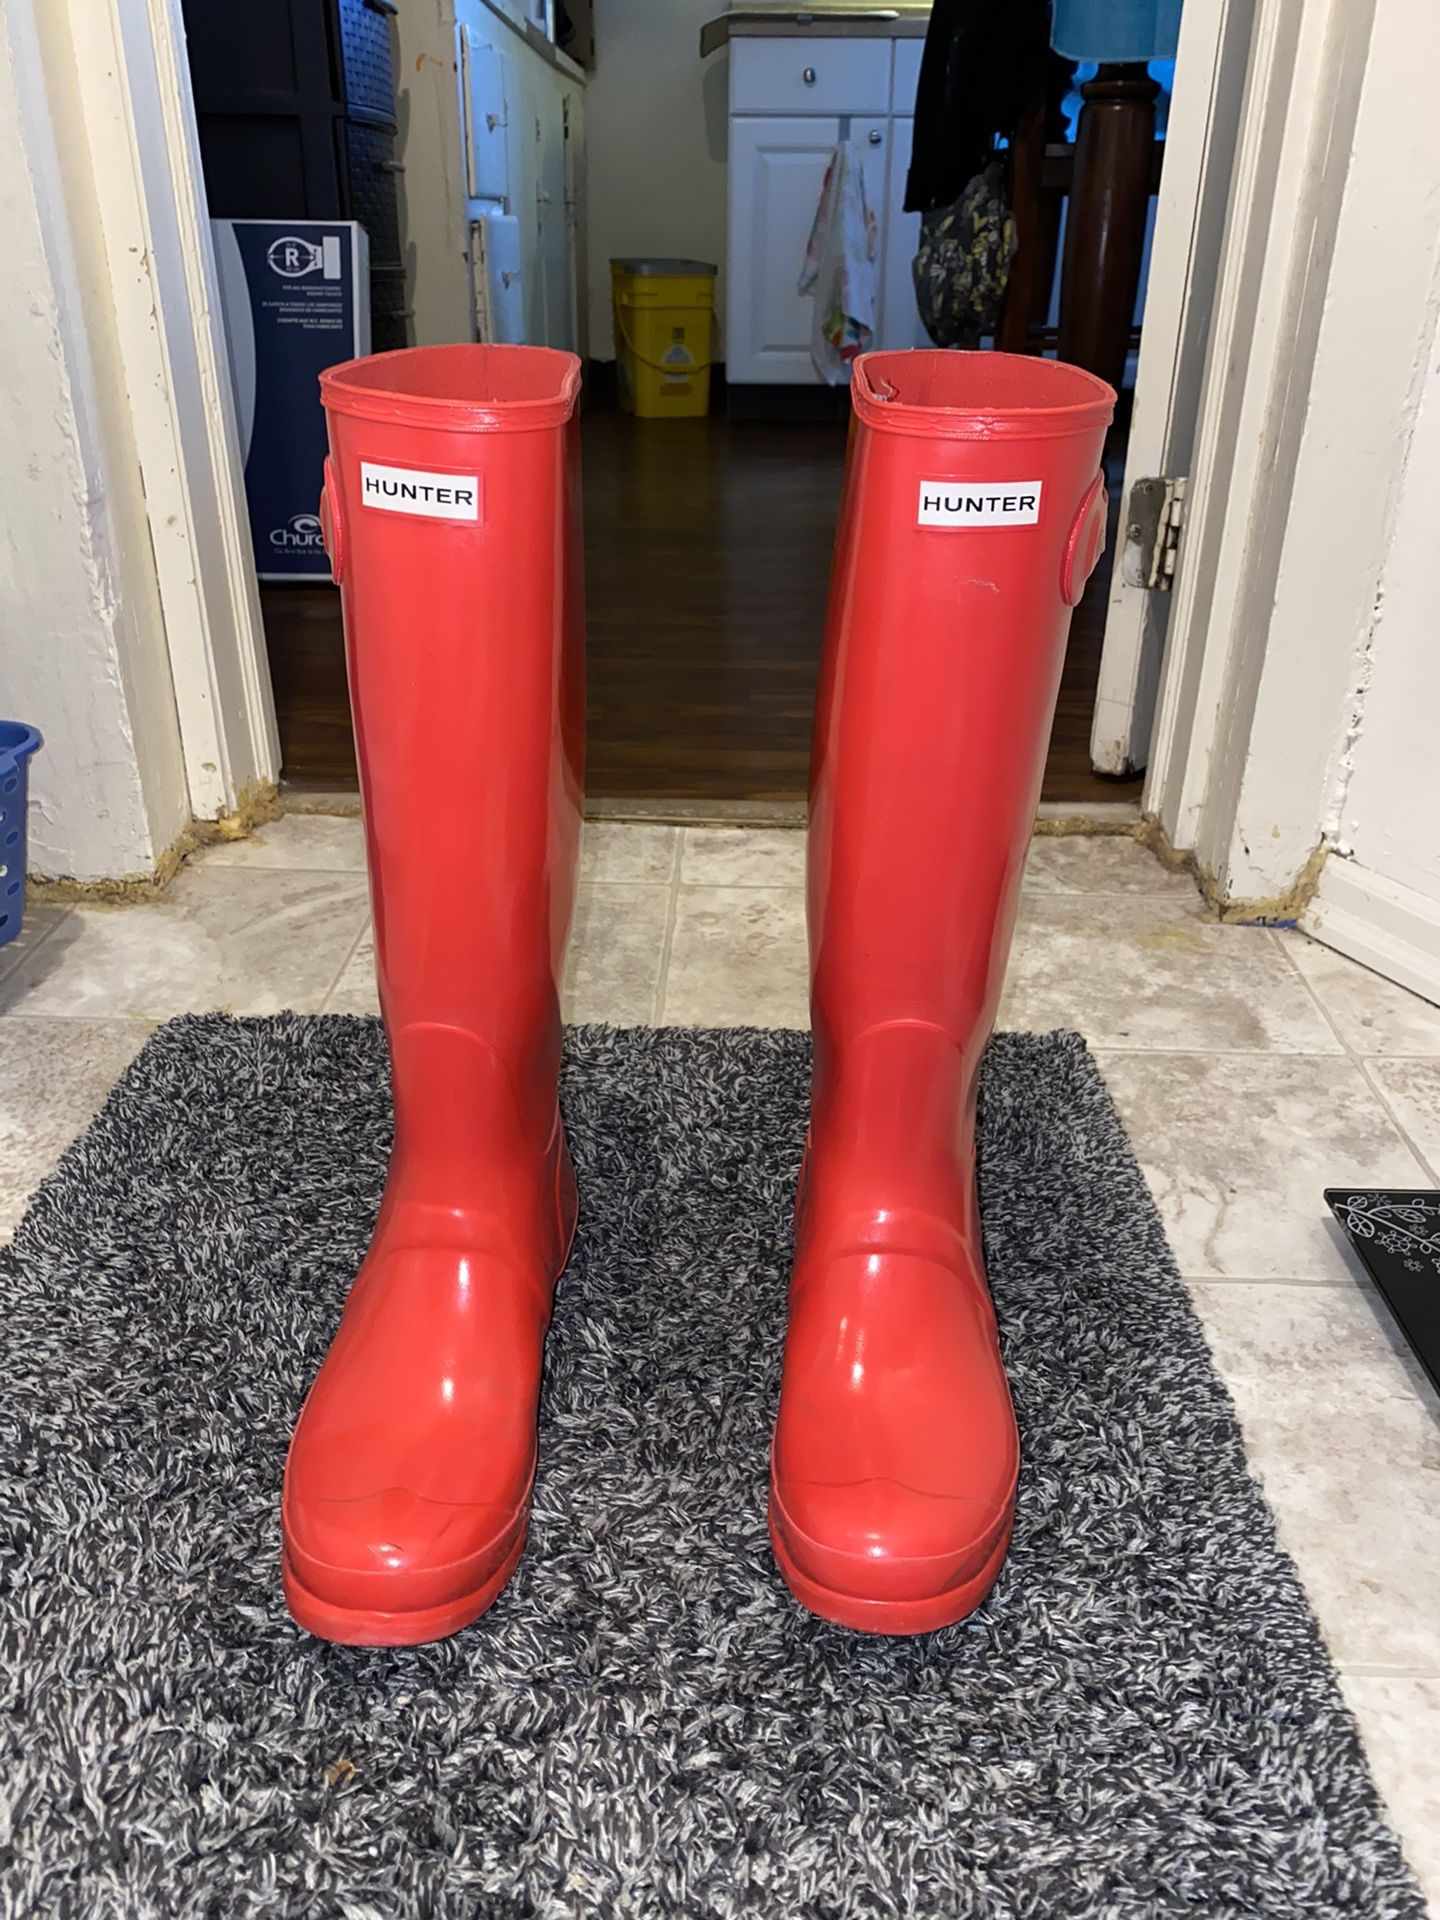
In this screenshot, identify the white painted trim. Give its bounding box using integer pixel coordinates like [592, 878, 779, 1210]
[1142, 0, 1376, 854]
[0, 0, 191, 878]
[1214, 0, 1440, 906]
[1140, 0, 1440, 944]
[69, 0, 279, 816]
[1091, 0, 1257, 777]
[1304, 859, 1440, 1009]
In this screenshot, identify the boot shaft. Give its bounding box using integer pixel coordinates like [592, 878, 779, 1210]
[809, 350, 1114, 1052]
[320, 346, 586, 1042]
[319, 346, 586, 1161]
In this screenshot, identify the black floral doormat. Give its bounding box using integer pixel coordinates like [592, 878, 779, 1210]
[0, 1017, 1424, 1918]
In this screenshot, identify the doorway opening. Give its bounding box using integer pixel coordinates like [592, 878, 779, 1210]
[175, 2, 1238, 814]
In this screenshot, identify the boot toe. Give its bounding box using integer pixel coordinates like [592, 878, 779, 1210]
[771, 1472, 1012, 1611]
[283, 1485, 528, 1620]
[770, 1249, 1019, 1622]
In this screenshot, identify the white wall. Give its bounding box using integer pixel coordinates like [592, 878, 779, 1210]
[1196, 0, 1440, 907]
[1300, 300, 1440, 999]
[84, 0, 279, 821]
[1148, 0, 1440, 937]
[396, 0, 488, 347]
[1338, 330, 1440, 902]
[0, 0, 274, 882]
[1136, 0, 1440, 996]
[0, 0, 189, 883]
[582, 0, 728, 358]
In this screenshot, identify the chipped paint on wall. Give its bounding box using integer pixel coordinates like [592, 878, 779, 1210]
[1331, 305, 1440, 902]
[0, 0, 189, 883]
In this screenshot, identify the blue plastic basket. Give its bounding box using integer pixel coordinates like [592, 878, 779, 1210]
[0, 721, 43, 949]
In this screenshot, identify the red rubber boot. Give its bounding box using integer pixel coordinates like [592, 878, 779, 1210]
[770, 351, 1115, 1634]
[282, 345, 586, 1645]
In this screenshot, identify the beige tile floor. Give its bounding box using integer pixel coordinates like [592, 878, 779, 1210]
[2, 816, 1438, 1902]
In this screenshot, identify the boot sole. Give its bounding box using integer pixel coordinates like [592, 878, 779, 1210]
[769, 1496, 1013, 1635]
[282, 1522, 528, 1647]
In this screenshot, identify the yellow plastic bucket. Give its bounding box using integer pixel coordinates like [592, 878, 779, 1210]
[610, 257, 717, 419]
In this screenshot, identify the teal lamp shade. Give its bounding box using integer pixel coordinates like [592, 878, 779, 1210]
[1051, 0, 1182, 61]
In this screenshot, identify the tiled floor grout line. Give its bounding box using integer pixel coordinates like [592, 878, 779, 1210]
[650, 833, 685, 1023]
[1091, 1043, 1382, 1060]
[1356, 1055, 1440, 1187]
[673, 880, 805, 897]
[1337, 1661, 1440, 1681]
[661, 882, 1208, 901]
[318, 917, 372, 1015]
[1273, 928, 1440, 1184]
[0, 1009, 155, 1026]
[0, 904, 72, 993]
[1036, 1043, 1350, 1056]
[1097, 1042, 1440, 1061]
[1272, 926, 1367, 1064]
[1183, 1272, 1379, 1289]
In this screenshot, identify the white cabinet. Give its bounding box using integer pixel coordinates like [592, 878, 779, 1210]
[724, 34, 925, 384]
[530, 77, 576, 347]
[728, 114, 894, 382]
[878, 117, 928, 353]
[892, 39, 924, 115]
[728, 116, 841, 383]
[730, 35, 891, 116]
[397, 0, 584, 352]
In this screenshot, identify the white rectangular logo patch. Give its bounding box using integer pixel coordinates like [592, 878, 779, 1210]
[360, 461, 481, 521]
[917, 480, 1043, 528]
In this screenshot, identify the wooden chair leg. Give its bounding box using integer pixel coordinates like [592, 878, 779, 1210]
[997, 91, 1049, 354]
[1057, 62, 1160, 390]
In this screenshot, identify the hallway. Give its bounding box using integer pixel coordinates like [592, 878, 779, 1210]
[265, 404, 1142, 808]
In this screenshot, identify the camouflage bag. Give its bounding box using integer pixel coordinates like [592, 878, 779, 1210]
[912, 159, 1018, 350]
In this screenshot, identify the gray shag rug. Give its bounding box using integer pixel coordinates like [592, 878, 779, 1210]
[0, 1016, 1424, 1920]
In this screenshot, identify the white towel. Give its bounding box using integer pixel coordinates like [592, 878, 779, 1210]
[798, 142, 878, 385]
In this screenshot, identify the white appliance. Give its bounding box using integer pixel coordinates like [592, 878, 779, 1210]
[396, 0, 584, 351]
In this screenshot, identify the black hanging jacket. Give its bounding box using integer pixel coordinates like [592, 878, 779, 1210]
[904, 0, 1053, 214]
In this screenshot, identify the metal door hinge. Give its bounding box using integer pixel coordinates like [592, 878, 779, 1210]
[1122, 475, 1187, 590]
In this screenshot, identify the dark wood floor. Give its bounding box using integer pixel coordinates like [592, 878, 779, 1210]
[264, 405, 1142, 806]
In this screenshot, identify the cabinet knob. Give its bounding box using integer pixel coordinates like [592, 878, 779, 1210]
[802, 65, 817, 84]
[867, 128, 883, 145]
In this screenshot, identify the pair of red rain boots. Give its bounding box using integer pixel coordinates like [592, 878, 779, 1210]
[281, 344, 1114, 1645]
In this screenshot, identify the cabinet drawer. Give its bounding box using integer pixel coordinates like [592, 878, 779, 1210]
[892, 37, 924, 113]
[730, 36, 893, 117]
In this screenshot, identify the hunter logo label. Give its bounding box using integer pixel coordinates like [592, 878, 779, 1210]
[360, 461, 481, 522]
[917, 481, 1043, 528]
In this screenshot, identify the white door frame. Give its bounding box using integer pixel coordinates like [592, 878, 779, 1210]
[1139, 0, 1380, 865]
[1089, 0, 1258, 777]
[71, 0, 279, 819]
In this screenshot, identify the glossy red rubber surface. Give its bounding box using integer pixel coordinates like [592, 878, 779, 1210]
[283, 345, 586, 1645]
[771, 351, 1115, 1634]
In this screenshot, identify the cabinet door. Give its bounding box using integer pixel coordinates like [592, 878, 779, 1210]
[877, 115, 927, 351]
[458, 25, 512, 204]
[852, 117, 890, 346]
[728, 115, 841, 383]
[534, 82, 572, 349]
